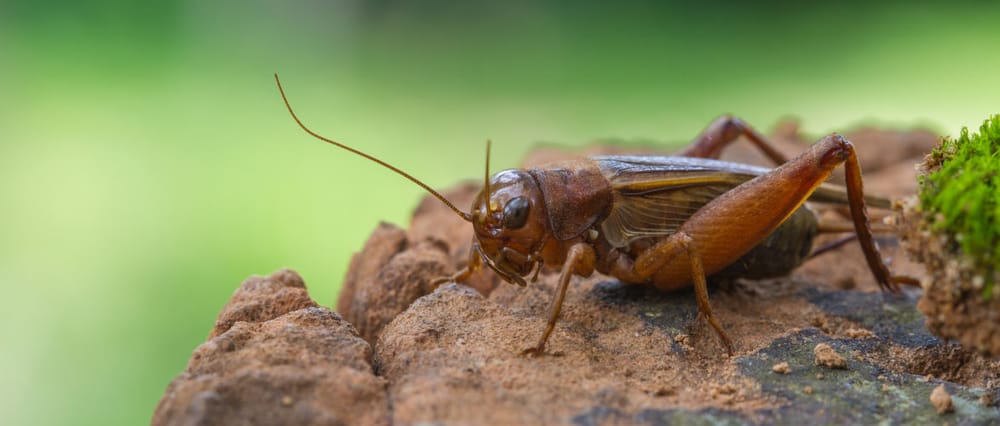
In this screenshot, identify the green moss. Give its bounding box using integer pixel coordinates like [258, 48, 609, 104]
[919, 115, 1000, 297]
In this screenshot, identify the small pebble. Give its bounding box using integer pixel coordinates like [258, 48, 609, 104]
[803, 386, 813, 395]
[772, 362, 790, 374]
[844, 327, 875, 339]
[813, 343, 847, 369]
[881, 384, 890, 393]
[713, 383, 737, 395]
[930, 384, 953, 414]
[816, 373, 825, 380]
[651, 387, 674, 397]
[281, 395, 294, 406]
[674, 334, 691, 346]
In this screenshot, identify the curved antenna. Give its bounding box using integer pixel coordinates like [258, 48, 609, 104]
[275, 74, 473, 222]
[484, 140, 492, 216]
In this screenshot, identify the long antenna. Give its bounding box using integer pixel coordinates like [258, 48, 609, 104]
[484, 140, 492, 216]
[275, 74, 473, 222]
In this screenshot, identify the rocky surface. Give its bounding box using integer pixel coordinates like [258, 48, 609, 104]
[156, 122, 1000, 425]
[153, 270, 388, 426]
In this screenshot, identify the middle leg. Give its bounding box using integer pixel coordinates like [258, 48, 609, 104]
[609, 232, 735, 356]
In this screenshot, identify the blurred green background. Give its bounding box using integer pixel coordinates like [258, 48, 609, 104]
[1, 1, 998, 424]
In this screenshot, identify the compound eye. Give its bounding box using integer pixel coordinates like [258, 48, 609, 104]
[501, 196, 530, 230]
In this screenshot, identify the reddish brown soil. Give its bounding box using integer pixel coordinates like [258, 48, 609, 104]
[155, 122, 1000, 425]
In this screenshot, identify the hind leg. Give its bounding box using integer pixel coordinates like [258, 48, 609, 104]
[677, 115, 790, 164]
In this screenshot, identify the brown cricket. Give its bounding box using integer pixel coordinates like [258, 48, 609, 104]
[275, 74, 915, 356]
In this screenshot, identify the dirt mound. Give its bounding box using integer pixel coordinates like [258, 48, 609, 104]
[153, 270, 388, 426]
[155, 123, 999, 424]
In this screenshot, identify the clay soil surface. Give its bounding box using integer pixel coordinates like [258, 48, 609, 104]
[155, 122, 1000, 425]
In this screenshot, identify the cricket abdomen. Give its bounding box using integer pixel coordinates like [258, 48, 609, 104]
[709, 205, 817, 280]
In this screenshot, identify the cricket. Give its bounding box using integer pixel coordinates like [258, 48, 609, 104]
[274, 74, 915, 357]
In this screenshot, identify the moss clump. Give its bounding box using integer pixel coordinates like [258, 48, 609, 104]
[918, 115, 1000, 297]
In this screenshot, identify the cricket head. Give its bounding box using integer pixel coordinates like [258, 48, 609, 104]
[470, 168, 551, 286]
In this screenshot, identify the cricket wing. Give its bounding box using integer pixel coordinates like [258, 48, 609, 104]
[593, 155, 766, 248]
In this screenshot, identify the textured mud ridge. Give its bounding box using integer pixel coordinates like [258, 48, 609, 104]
[896, 175, 1000, 356]
[155, 123, 1000, 425]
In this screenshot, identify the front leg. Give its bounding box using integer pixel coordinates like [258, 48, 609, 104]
[522, 242, 595, 357]
[430, 242, 482, 289]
